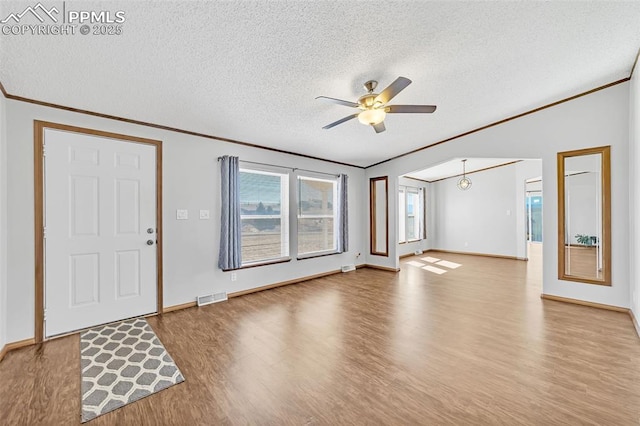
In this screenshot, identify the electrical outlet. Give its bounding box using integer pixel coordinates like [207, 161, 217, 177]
[464, 241, 468, 247]
[231, 272, 237, 281]
[199, 209, 210, 220]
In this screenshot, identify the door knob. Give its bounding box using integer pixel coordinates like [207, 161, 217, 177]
[147, 240, 154, 246]
[147, 228, 154, 234]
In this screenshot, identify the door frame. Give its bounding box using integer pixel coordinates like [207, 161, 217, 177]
[34, 120, 164, 343]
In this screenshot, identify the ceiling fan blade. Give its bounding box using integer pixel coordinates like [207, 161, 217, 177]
[375, 77, 412, 105]
[373, 122, 386, 133]
[386, 105, 437, 114]
[315, 96, 360, 108]
[322, 113, 359, 129]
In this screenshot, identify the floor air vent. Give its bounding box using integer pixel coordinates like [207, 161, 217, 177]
[197, 292, 228, 307]
[341, 264, 356, 273]
[414, 249, 424, 255]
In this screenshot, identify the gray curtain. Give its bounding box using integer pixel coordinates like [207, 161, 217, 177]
[218, 156, 242, 270]
[337, 173, 349, 253]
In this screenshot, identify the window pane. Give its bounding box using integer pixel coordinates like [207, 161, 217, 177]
[239, 170, 288, 264]
[298, 218, 334, 254]
[298, 177, 337, 255]
[241, 218, 283, 262]
[240, 172, 282, 216]
[299, 179, 334, 215]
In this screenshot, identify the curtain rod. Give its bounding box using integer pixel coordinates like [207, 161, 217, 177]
[217, 157, 341, 178]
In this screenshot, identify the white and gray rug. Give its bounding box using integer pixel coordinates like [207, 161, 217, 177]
[80, 317, 184, 422]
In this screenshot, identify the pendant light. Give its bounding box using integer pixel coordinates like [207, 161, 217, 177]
[457, 159, 472, 190]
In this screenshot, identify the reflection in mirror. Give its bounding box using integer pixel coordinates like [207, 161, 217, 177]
[558, 146, 611, 285]
[370, 176, 389, 256]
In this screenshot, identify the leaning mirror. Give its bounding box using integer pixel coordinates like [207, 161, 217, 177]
[557, 146, 611, 285]
[370, 176, 389, 256]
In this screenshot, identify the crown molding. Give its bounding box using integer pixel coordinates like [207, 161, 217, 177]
[366, 77, 630, 169]
[0, 82, 364, 170]
[0, 73, 633, 171]
[425, 160, 522, 183]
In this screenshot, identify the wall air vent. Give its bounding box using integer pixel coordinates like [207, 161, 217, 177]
[341, 264, 356, 273]
[196, 292, 228, 307]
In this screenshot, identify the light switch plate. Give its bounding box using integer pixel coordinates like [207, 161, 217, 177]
[176, 209, 188, 220]
[199, 210, 210, 220]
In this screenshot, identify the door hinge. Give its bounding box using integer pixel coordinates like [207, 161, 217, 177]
[42, 144, 46, 157]
[43, 309, 47, 320]
[43, 227, 47, 239]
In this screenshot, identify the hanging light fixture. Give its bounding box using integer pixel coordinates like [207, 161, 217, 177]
[457, 159, 472, 190]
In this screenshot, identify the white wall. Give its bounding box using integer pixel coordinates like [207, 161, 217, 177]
[432, 163, 517, 256]
[430, 160, 541, 258]
[630, 70, 640, 317]
[4, 99, 366, 343]
[366, 82, 630, 308]
[0, 93, 6, 350]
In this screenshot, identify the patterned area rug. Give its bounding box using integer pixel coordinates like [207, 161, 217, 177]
[80, 318, 185, 422]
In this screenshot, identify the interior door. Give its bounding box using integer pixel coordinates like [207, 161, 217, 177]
[44, 128, 157, 337]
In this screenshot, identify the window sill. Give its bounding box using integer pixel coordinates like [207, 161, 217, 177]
[297, 250, 340, 261]
[223, 257, 291, 271]
[399, 239, 422, 245]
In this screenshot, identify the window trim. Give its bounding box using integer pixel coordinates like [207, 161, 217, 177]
[223, 257, 292, 271]
[296, 249, 339, 261]
[398, 185, 425, 244]
[398, 187, 406, 243]
[296, 175, 339, 257]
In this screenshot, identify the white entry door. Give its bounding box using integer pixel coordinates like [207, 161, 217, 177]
[44, 128, 158, 337]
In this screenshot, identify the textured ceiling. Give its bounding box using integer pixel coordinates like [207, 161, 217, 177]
[1, 1, 639, 167]
[404, 158, 522, 182]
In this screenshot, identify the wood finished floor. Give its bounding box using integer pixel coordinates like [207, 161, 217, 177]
[3, 248, 640, 424]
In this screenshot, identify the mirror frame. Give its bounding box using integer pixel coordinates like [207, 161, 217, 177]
[370, 176, 389, 257]
[557, 145, 611, 285]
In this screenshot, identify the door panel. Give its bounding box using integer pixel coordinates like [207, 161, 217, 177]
[69, 253, 100, 306]
[116, 179, 140, 234]
[116, 249, 141, 298]
[44, 128, 157, 337]
[70, 175, 99, 236]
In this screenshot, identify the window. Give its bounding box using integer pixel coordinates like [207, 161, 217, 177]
[298, 176, 338, 256]
[239, 169, 289, 264]
[398, 186, 425, 243]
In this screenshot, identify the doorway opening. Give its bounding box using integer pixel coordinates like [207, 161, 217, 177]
[34, 121, 163, 342]
[525, 177, 543, 272]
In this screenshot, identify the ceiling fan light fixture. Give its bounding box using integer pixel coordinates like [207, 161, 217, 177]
[358, 108, 386, 125]
[317, 76, 436, 132]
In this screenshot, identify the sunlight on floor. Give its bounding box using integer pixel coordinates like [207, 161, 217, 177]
[403, 256, 464, 275]
[421, 265, 447, 274]
[435, 260, 461, 269]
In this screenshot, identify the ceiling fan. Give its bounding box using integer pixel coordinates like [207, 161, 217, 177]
[316, 76, 436, 134]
